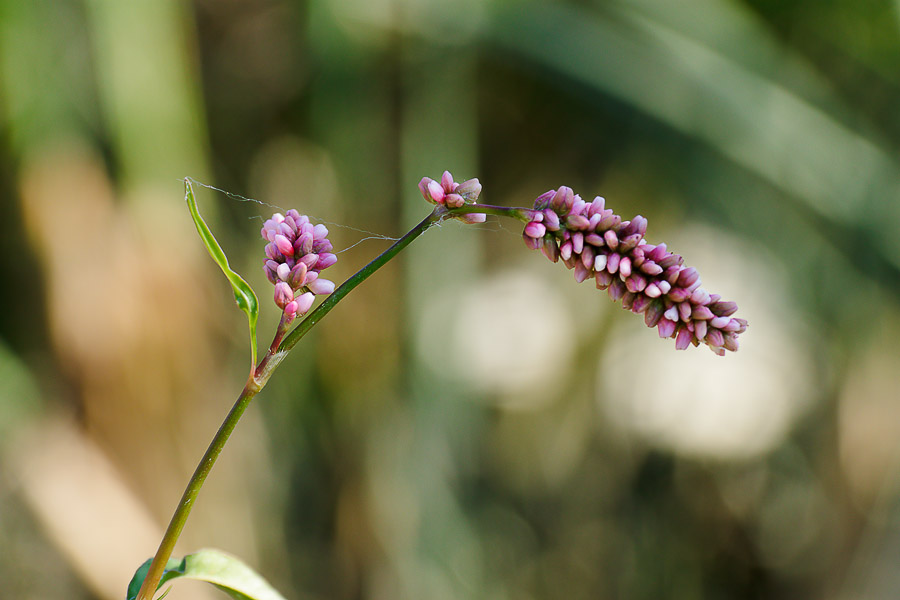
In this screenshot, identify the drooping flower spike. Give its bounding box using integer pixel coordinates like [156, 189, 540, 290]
[418, 171, 486, 224]
[261, 209, 337, 322]
[523, 186, 747, 355]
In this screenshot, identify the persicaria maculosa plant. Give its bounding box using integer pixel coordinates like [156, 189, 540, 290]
[129, 174, 747, 600]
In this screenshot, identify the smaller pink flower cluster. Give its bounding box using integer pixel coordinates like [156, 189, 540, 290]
[523, 187, 747, 355]
[261, 209, 337, 322]
[418, 171, 486, 223]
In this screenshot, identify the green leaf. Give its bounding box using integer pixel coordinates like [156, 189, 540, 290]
[126, 549, 288, 600]
[185, 178, 259, 365]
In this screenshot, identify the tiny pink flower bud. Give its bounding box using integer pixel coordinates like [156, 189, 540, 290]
[524, 222, 546, 239]
[594, 253, 608, 272]
[625, 274, 647, 293]
[595, 270, 613, 289]
[664, 305, 679, 321]
[710, 316, 730, 329]
[427, 180, 445, 204]
[316, 253, 338, 270]
[274, 281, 294, 309]
[533, 190, 555, 210]
[630, 215, 648, 237]
[276, 262, 291, 281]
[585, 233, 605, 247]
[567, 214, 590, 230]
[658, 253, 683, 269]
[675, 327, 693, 350]
[709, 301, 738, 316]
[296, 232, 314, 255]
[441, 170, 455, 193]
[278, 222, 294, 238]
[275, 234, 294, 256]
[656, 280, 671, 295]
[589, 196, 606, 215]
[265, 242, 279, 260]
[658, 318, 677, 338]
[286, 209, 302, 222]
[607, 252, 620, 274]
[418, 177, 432, 199]
[574, 262, 591, 283]
[523, 232, 542, 250]
[722, 332, 739, 352]
[619, 256, 632, 278]
[676, 267, 699, 288]
[607, 279, 625, 302]
[645, 282, 662, 298]
[456, 178, 482, 202]
[300, 253, 319, 269]
[690, 287, 710, 305]
[572, 232, 584, 255]
[541, 238, 560, 262]
[550, 186, 574, 213]
[644, 302, 664, 327]
[621, 291, 636, 310]
[271, 213, 285, 224]
[295, 291, 315, 314]
[678, 302, 692, 322]
[722, 318, 743, 332]
[288, 262, 308, 288]
[313, 224, 329, 240]
[461, 213, 486, 224]
[666, 287, 690, 302]
[693, 320, 708, 340]
[706, 328, 725, 349]
[571, 196, 586, 216]
[543, 210, 561, 231]
[631, 294, 652, 314]
[284, 300, 299, 321]
[445, 193, 465, 208]
[264, 265, 277, 284]
[598, 213, 620, 231]
[560, 241, 573, 261]
[308, 277, 335, 295]
[640, 261, 663, 276]
[603, 229, 619, 250]
[581, 246, 595, 270]
[691, 305, 714, 320]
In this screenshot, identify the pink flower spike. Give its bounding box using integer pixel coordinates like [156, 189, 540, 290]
[308, 278, 335, 295]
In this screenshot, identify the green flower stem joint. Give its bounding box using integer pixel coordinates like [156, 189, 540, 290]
[130, 173, 746, 600]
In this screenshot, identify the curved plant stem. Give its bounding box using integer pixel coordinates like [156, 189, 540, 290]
[135, 201, 529, 599]
[279, 202, 531, 353]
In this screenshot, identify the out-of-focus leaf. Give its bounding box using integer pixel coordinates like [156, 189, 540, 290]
[126, 549, 287, 600]
[184, 178, 259, 365]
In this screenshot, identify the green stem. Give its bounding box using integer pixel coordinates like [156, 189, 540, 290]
[136, 201, 529, 599]
[279, 202, 531, 353]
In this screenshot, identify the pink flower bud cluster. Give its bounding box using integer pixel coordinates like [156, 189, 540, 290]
[418, 171, 486, 224]
[261, 209, 337, 322]
[523, 187, 747, 355]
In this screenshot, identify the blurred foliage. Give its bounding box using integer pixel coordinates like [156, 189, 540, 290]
[2, 0, 900, 599]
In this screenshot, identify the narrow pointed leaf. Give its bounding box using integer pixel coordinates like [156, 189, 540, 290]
[127, 548, 287, 600]
[185, 178, 259, 365]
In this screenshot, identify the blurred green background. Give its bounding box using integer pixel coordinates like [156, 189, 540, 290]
[2, 0, 900, 598]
